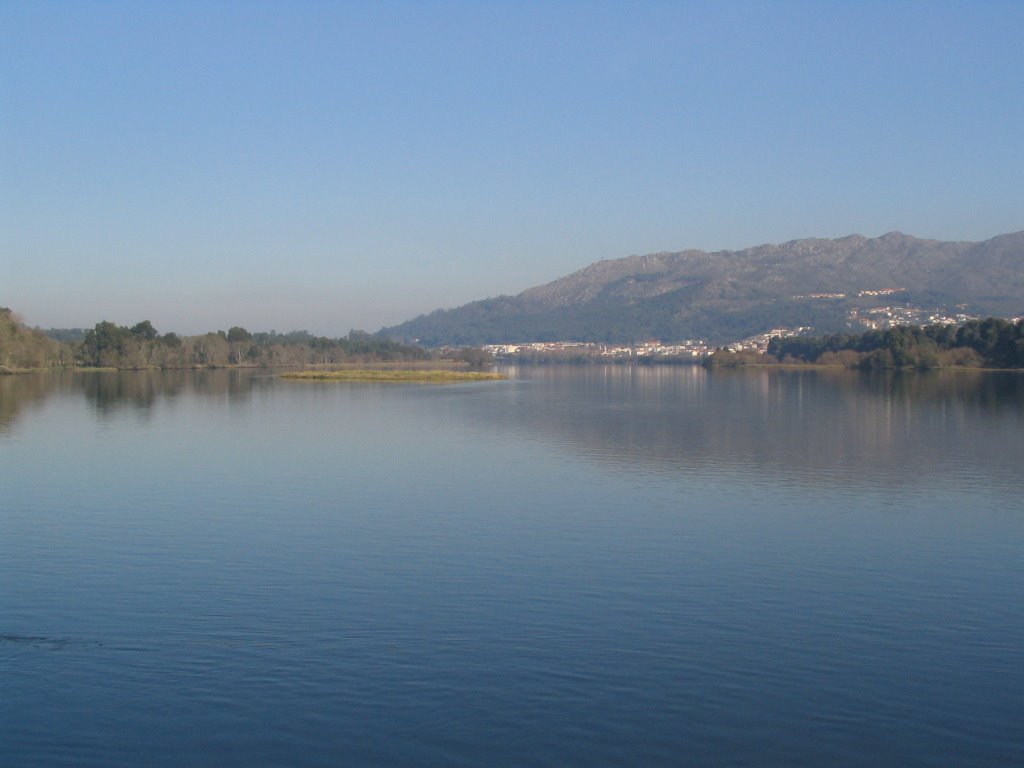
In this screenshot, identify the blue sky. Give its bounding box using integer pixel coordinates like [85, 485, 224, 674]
[3, 1, 1023, 334]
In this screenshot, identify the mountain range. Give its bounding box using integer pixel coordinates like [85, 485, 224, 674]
[380, 231, 1024, 345]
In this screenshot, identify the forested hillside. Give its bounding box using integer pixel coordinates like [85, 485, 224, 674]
[381, 231, 1024, 345]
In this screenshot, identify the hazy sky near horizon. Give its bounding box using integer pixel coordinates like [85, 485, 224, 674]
[3, 1, 1023, 334]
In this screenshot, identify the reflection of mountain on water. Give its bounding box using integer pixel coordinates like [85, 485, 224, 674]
[2, 366, 1022, 491]
[475, 366, 1024, 490]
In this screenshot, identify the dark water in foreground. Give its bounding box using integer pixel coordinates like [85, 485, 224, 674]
[2, 366, 1022, 767]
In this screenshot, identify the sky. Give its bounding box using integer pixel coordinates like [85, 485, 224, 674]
[3, 1, 1023, 335]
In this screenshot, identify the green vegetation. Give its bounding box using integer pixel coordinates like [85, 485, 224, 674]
[765, 318, 1024, 369]
[74, 321, 435, 369]
[0, 308, 68, 371]
[281, 369, 506, 382]
[1, 306, 494, 372]
[703, 349, 771, 368]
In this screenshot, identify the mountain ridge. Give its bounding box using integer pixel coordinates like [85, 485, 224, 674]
[381, 230, 1024, 345]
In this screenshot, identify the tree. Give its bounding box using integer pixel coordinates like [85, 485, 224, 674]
[130, 320, 158, 340]
[80, 321, 130, 366]
[226, 327, 252, 365]
[450, 347, 495, 368]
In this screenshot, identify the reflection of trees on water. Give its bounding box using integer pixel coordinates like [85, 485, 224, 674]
[0, 373, 59, 434]
[0, 369, 265, 428]
[75, 368, 257, 417]
[78, 370, 181, 417]
[487, 366, 1024, 489]
[2, 366, 1023, 490]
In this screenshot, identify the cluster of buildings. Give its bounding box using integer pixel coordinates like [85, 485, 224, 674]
[848, 305, 978, 330]
[791, 287, 909, 301]
[786, 285, 986, 332]
[792, 292, 848, 300]
[483, 331, 819, 361]
[857, 287, 907, 298]
[478, 290, 1012, 361]
[482, 339, 715, 360]
[724, 328, 812, 353]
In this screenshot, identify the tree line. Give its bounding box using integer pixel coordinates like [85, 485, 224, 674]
[765, 318, 1024, 369]
[1, 308, 492, 371]
[75, 321, 438, 368]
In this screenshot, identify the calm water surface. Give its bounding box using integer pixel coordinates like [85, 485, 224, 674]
[2, 366, 1022, 767]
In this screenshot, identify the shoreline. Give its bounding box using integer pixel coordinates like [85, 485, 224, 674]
[4, 360, 1023, 375]
[280, 369, 506, 383]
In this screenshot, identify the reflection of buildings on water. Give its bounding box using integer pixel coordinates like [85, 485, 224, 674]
[486, 365, 1024, 490]
[2, 366, 1023, 491]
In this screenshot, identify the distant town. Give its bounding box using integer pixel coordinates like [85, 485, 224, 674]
[481, 331, 807, 361]
[478, 288, 1020, 362]
[482, 338, 717, 361]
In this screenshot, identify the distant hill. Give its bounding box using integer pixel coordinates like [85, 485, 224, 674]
[380, 231, 1024, 345]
